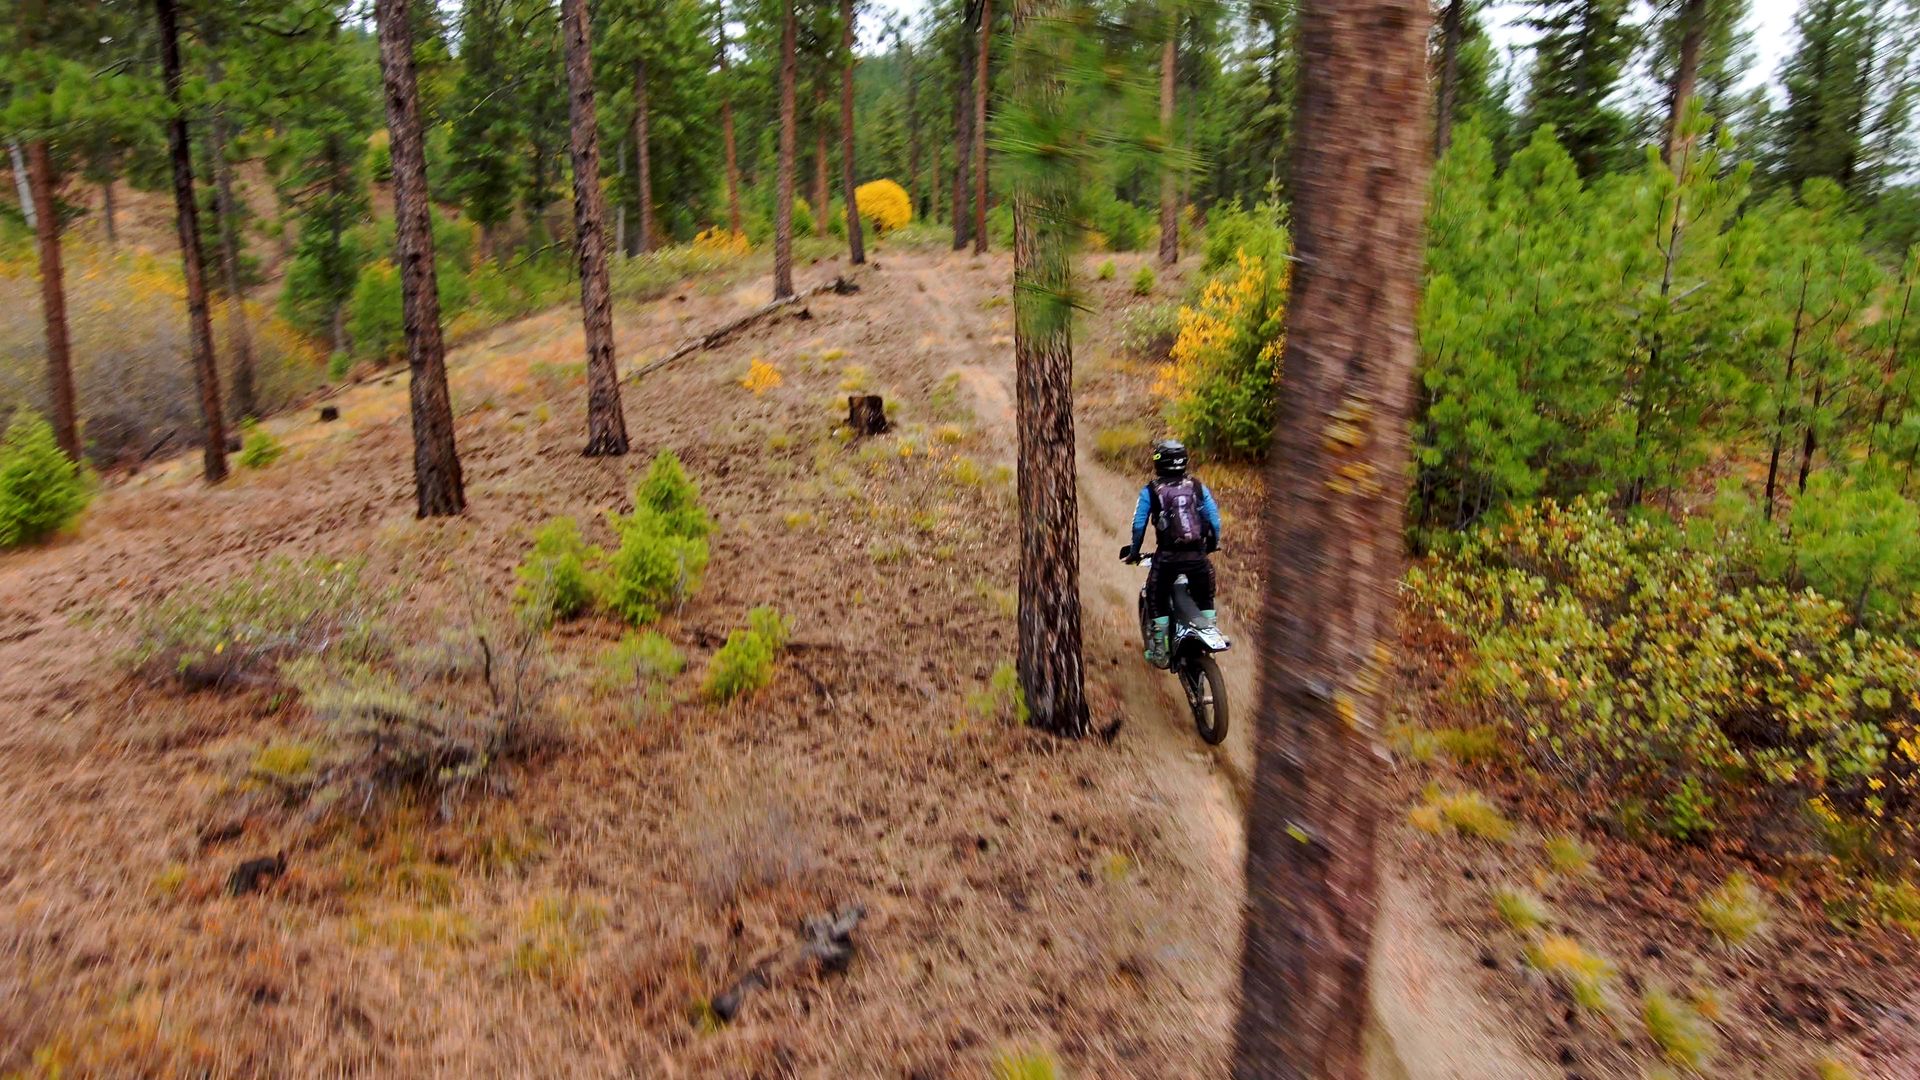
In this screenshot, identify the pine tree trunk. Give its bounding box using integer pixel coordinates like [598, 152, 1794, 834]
[208, 99, 258, 421]
[615, 138, 629, 257]
[1434, 0, 1463, 156]
[633, 57, 655, 255]
[1157, 29, 1178, 266]
[100, 177, 117, 247]
[7, 142, 33, 230]
[560, 0, 630, 458]
[1010, 0, 1088, 738]
[375, 0, 465, 516]
[774, 0, 798, 300]
[1232, 0, 1430, 1072]
[952, 9, 975, 252]
[155, 0, 228, 484]
[813, 88, 830, 238]
[719, 24, 745, 236]
[973, 0, 991, 255]
[1664, 0, 1708, 163]
[26, 141, 79, 461]
[840, 0, 866, 265]
[905, 40, 921, 218]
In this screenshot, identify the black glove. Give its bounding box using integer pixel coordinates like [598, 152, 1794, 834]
[1205, 534, 1219, 554]
[1120, 545, 1140, 564]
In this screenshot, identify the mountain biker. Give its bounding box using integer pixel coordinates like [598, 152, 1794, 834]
[1125, 438, 1220, 667]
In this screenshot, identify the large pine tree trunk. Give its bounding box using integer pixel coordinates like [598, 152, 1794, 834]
[208, 101, 258, 421]
[774, 0, 798, 300]
[973, 0, 991, 255]
[952, 7, 976, 252]
[375, 0, 465, 516]
[718, 22, 745, 236]
[560, 0, 630, 458]
[1663, 0, 1708, 163]
[1010, 0, 1088, 738]
[1232, 0, 1430, 1073]
[1434, 0, 1463, 156]
[905, 40, 921, 218]
[155, 0, 228, 484]
[1156, 29, 1178, 267]
[633, 57, 655, 255]
[25, 141, 79, 461]
[839, 0, 866, 265]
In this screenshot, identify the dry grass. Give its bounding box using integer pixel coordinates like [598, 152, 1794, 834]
[1493, 886, 1549, 933]
[1527, 934, 1614, 1011]
[1411, 787, 1514, 842]
[1643, 987, 1717, 1069]
[1544, 834, 1596, 877]
[1699, 872, 1769, 947]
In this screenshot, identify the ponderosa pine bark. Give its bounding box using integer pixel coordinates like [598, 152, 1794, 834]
[1664, 0, 1709, 163]
[952, 1, 977, 251]
[839, 0, 866, 265]
[155, 0, 227, 484]
[774, 0, 798, 300]
[1434, 0, 1464, 156]
[208, 91, 258, 421]
[903, 32, 921, 217]
[972, 0, 990, 255]
[25, 141, 78, 461]
[633, 57, 655, 255]
[718, 17, 745, 236]
[1231, 0, 1431, 1073]
[813, 86, 830, 237]
[375, 0, 465, 515]
[560, 0, 630, 457]
[1010, 0, 1088, 737]
[1157, 26, 1178, 266]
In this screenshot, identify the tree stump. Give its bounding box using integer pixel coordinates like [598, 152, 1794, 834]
[847, 395, 888, 437]
[318, 405, 340, 422]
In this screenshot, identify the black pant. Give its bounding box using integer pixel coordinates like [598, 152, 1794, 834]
[1146, 552, 1214, 618]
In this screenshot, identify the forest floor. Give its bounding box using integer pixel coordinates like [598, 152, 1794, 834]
[0, 240, 1901, 1078]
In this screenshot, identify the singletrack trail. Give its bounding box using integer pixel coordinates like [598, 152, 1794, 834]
[0, 244, 1551, 1077]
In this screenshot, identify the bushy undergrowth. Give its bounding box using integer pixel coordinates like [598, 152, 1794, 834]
[603, 452, 711, 625]
[237, 420, 285, 470]
[1410, 498, 1920, 863]
[853, 179, 913, 233]
[703, 606, 791, 701]
[131, 557, 383, 689]
[1156, 247, 1288, 460]
[0, 410, 90, 547]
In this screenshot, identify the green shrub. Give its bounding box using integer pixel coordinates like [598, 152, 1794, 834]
[1789, 474, 1920, 625]
[703, 609, 790, 701]
[1642, 987, 1716, 1069]
[1096, 259, 1117, 281]
[237, 420, 285, 469]
[131, 556, 381, 688]
[1086, 189, 1152, 252]
[514, 517, 598, 623]
[0, 410, 90, 547]
[966, 662, 1030, 725]
[596, 630, 685, 690]
[1544, 834, 1595, 876]
[1158, 246, 1288, 460]
[599, 452, 711, 625]
[1201, 193, 1288, 272]
[1130, 265, 1156, 296]
[347, 260, 405, 362]
[1408, 497, 1920, 865]
[327, 351, 352, 381]
[1493, 886, 1548, 932]
[1698, 872, 1769, 946]
[633, 450, 711, 538]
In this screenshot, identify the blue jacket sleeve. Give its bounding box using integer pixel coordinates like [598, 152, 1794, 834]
[1130, 486, 1152, 552]
[1201, 484, 1222, 543]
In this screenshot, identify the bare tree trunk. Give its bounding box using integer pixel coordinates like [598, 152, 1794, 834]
[840, 0, 866, 264]
[7, 142, 34, 230]
[973, 0, 990, 255]
[952, 11, 975, 252]
[813, 87, 830, 237]
[615, 138, 629, 257]
[1010, 0, 1088, 737]
[633, 57, 655, 255]
[1157, 27, 1178, 266]
[155, 0, 228, 484]
[1663, 0, 1708, 163]
[774, 0, 797, 300]
[718, 20, 745, 236]
[375, 0, 465, 516]
[560, 0, 630, 458]
[100, 177, 117, 247]
[1434, 0, 1463, 156]
[904, 37, 921, 218]
[25, 141, 79, 461]
[208, 94, 258, 421]
[1232, 0, 1431, 1073]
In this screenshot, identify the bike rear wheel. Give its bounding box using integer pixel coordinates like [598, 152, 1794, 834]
[1180, 653, 1229, 745]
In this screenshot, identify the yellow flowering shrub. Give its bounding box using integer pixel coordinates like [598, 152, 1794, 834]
[853, 179, 913, 234]
[739, 356, 782, 396]
[693, 226, 750, 256]
[1155, 249, 1287, 459]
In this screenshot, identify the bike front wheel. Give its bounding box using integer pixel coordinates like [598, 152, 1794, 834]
[1180, 653, 1229, 745]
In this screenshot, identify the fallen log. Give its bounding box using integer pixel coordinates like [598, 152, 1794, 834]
[625, 276, 859, 384]
[709, 904, 865, 1023]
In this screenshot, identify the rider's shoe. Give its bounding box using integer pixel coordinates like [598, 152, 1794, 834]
[1199, 608, 1217, 627]
[1145, 616, 1171, 667]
